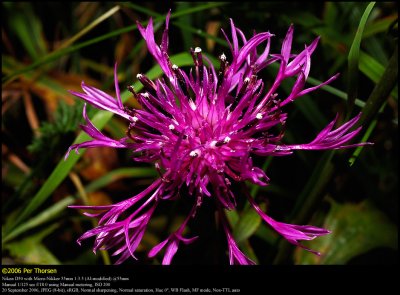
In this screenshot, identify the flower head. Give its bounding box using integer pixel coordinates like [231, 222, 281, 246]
[66, 12, 371, 264]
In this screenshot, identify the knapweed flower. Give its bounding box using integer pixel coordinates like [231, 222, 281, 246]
[66, 13, 370, 265]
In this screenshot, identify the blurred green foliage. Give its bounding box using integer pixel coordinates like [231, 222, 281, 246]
[1, 2, 398, 265]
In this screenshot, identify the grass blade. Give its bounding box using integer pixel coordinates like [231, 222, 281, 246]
[2, 197, 75, 244]
[58, 5, 121, 49]
[346, 2, 375, 114]
[359, 51, 398, 100]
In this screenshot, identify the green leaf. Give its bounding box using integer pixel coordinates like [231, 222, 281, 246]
[4, 224, 61, 265]
[363, 15, 398, 39]
[294, 199, 398, 264]
[58, 5, 121, 50]
[7, 3, 48, 61]
[359, 50, 385, 83]
[346, 2, 375, 113]
[233, 203, 265, 243]
[3, 197, 75, 244]
[225, 209, 239, 228]
[359, 51, 398, 100]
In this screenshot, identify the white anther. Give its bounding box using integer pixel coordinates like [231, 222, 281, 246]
[256, 113, 263, 120]
[142, 92, 149, 98]
[210, 140, 218, 148]
[220, 53, 226, 61]
[189, 100, 197, 111]
[190, 149, 201, 157]
[244, 77, 250, 83]
[172, 64, 178, 70]
[136, 73, 143, 79]
[194, 47, 202, 53]
[168, 124, 175, 130]
[223, 136, 231, 143]
[132, 116, 139, 122]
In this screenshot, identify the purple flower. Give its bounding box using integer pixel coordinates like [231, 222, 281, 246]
[66, 12, 371, 265]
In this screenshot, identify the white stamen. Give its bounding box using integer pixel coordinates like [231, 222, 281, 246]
[194, 47, 202, 53]
[189, 100, 197, 111]
[256, 113, 263, 120]
[220, 53, 226, 61]
[172, 64, 178, 70]
[136, 73, 143, 79]
[210, 140, 218, 148]
[190, 149, 201, 157]
[142, 92, 149, 98]
[223, 136, 231, 143]
[132, 116, 138, 122]
[244, 77, 250, 83]
[168, 124, 175, 130]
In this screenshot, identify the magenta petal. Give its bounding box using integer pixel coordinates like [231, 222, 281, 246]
[114, 62, 123, 109]
[148, 238, 170, 258]
[281, 24, 294, 63]
[162, 240, 179, 265]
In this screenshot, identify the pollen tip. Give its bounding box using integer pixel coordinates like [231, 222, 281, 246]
[136, 73, 143, 79]
[220, 53, 226, 61]
[256, 113, 263, 120]
[172, 64, 178, 70]
[142, 92, 149, 98]
[168, 124, 175, 130]
[132, 116, 139, 122]
[223, 136, 231, 143]
[194, 47, 202, 53]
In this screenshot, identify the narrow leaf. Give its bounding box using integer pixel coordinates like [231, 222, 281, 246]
[295, 199, 398, 264]
[3, 197, 75, 244]
[346, 2, 376, 113]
